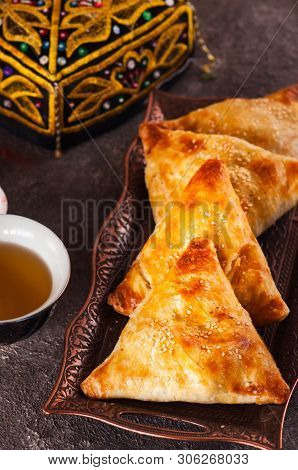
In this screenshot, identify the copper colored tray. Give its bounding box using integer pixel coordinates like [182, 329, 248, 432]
[44, 90, 298, 450]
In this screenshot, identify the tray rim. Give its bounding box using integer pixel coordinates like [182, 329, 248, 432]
[43, 90, 297, 450]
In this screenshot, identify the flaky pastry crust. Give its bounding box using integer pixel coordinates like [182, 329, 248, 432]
[163, 84, 298, 159]
[140, 123, 298, 236]
[108, 160, 288, 326]
[83, 239, 289, 404]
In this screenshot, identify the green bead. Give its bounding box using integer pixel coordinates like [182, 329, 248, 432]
[143, 80, 150, 87]
[77, 46, 88, 57]
[19, 42, 29, 53]
[142, 11, 152, 21]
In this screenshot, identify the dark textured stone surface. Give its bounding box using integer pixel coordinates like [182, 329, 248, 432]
[0, 0, 297, 450]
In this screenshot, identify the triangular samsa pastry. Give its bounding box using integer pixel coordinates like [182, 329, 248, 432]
[108, 159, 288, 326]
[83, 239, 290, 404]
[162, 84, 298, 159]
[140, 123, 298, 235]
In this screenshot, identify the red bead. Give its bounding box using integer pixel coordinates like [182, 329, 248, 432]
[94, 1, 103, 7]
[12, 0, 19, 3]
[39, 29, 48, 37]
[35, 101, 42, 109]
[59, 31, 68, 40]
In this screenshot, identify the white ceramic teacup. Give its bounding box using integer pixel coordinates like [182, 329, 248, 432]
[0, 214, 71, 343]
[0, 186, 8, 215]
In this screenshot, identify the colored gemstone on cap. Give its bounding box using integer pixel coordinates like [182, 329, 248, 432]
[127, 59, 135, 70]
[142, 11, 152, 21]
[35, 100, 42, 109]
[165, 0, 175, 6]
[42, 40, 50, 50]
[57, 56, 67, 66]
[70, 1, 78, 6]
[19, 43, 29, 53]
[39, 28, 47, 37]
[77, 46, 88, 57]
[37, 1, 45, 6]
[94, 1, 103, 7]
[59, 31, 68, 40]
[3, 99, 12, 108]
[3, 66, 13, 77]
[103, 101, 111, 110]
[113, 25, 121, 35]
[39, 55, 49, 65]
[153, 70, 161, 79]
[143, 80, 150, 87]
[58, 42, 66, 52]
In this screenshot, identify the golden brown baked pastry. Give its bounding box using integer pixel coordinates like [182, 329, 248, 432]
[163, 84, 298, 159]
[140, 123, 298, 236]
[108, 159, 288, 326]
[83, 239, 290, 404]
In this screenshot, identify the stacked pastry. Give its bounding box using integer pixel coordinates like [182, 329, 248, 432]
[82, 84, 298, 404]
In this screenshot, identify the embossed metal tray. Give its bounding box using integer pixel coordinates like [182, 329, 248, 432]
[44, 90, 298, 450]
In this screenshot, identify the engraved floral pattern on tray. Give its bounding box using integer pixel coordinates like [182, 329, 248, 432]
[44, 90, 298, 450]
